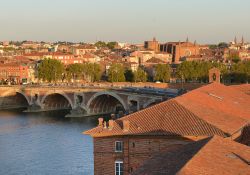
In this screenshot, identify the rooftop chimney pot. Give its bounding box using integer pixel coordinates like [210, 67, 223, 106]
[108, 120, 114, 130]
[123, 120, 130, 132]
[98, 118, 104, 127]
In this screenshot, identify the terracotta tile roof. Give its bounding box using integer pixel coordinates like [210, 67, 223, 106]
[132, 136, 250, 175]
[175, 83, 250, 134]
[23, 53, 47, 57]
[49, 52, 73, 56]
[231, 84, 250, 96]
[84, 83, 250, 138]
[81, 53, 95, 58]
[146, 57, 165, 63]
[75, 45, 96, 50]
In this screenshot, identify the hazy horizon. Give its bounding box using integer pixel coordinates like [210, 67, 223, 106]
[0, 0, 249, 44]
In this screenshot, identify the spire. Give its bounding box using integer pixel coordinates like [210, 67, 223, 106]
[186, 36, 189, 43]
[194, 40, 197, 45]
[234, 36, 237, 44]
[153, 37, 156, 42]
[241, 36, 244, 44]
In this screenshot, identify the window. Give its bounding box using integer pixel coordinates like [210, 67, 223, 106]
[115, 161, 123, 175]
[115, 141, 123, 152]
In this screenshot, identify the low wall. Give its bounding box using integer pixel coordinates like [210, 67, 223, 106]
[96, 82, 207, 91]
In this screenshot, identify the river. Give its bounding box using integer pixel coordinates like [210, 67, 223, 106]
[0, 109, 97, 175]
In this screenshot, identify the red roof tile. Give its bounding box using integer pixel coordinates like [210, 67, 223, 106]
[231, 84, 250, 96]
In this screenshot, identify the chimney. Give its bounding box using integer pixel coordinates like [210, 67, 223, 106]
[98, 118, 104, 126]
[108, 120, 114, 130]
[111, 114, 116, 120]
[123, 120, 130, 132]
[104, 121, 107, 129]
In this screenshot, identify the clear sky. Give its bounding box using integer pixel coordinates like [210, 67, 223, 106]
[0, 0, 249, 44]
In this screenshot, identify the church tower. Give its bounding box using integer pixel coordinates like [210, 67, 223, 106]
[241, 36, 245, 45]
[234, 36, 237, 44]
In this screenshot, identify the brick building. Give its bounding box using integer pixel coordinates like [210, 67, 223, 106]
[144, 38, 200, 63]
[160, 41, 200, 63]
[72, 45, 97, 55]
[0, 62, 29, 84]
[144, 37, 159, 52]
[45, 52, 86, 65]
[84, 83, 250, 175]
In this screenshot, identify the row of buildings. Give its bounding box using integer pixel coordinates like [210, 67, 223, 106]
[0, 37, 249, 84]
[84, 76, 250, 174]
[144, 37, 250, 63]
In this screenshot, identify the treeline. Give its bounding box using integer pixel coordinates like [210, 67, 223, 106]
[94, 41, 117, 50]
[38, 58, 250, 84]
[176, 61, 250, 83]
[38, 59, 102, 83]
[38, 59, 172, 83]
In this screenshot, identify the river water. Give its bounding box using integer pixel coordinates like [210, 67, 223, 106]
[0, 110, 97, 175]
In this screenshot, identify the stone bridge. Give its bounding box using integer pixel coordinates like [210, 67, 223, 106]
[0, 86, 172, 117]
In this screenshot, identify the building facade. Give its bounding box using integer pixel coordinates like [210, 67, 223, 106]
[144, 37, 159, 52]
[160, 41, 200, 63]
[0, 63, 29, 84]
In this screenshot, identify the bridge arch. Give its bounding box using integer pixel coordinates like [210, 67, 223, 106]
[0, 90, 30, 107]
[41, 92, 74, 110]
[143, 99, 158, 109]
[86, 91, 128, 115]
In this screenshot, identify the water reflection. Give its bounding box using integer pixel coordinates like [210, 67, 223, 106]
[0, 109, 97, 175]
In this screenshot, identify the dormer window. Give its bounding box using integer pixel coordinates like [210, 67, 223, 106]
[115, 141, 123, 152]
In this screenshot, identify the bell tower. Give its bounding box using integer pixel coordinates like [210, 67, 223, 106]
[209, 68, 221, 83]
[234, 36, 237, 44]
[241, 36, 245, 45]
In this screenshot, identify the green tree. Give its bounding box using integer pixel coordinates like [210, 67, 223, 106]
[82, 63, 102, 82]
[108, 64, 125, 82]
[134, 67, 147, 82]
[38, 58, 65, 83]
[107, 42, 117, 50]
[231, 61, 250, 83]
[176, 61, 195, 81]
[176, 61, 229, 83]
[154, 64, 171, 83]
[66, 63, 84, 82]
[95, 41, 107, 48]
[125, 69, 134, 82]
[209, 45, 218, 50]
[218, 42, 229, 49]
[228, 53, 240, 63]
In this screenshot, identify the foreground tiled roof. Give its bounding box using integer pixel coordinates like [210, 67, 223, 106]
[132, 136, 250, 175]
[84, 83, 250, 138]
[231, 84, 250, 96]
